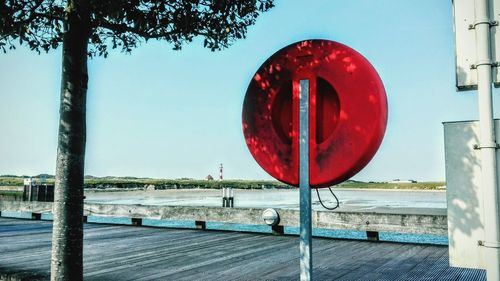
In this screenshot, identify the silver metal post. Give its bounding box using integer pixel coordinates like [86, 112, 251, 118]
[299, 79, 312, 281]
[474, 0, 500, 279]
[222, 188, 227, 207]
[28, 179, 33, 202]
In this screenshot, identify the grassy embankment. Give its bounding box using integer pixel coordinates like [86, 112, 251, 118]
[0, 175, 445, 196]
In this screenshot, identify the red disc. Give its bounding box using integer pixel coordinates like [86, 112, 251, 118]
[242, 39, 387, 188]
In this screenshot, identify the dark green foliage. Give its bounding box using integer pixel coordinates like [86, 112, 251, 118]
[1, 0, 275, 56]
[0, 176, 24, 186]
[83, 178, 293, 190]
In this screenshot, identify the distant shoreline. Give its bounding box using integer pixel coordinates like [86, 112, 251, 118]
[0, 185, 447, 195]
[0, 175, 446, 192]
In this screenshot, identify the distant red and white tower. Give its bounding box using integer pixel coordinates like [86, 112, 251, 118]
[219, 163, 223, 181]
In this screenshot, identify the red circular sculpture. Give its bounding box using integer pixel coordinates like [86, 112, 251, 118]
[242, 39, 387, 188]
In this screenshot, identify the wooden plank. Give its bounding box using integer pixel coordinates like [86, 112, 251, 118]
[264, 239, 405, 280]
[188, 237, 298, 279]
[128, 233, 273, 278]
[84, 231, 260, 277]
[356, 245, 436, 280]
[84, 228, 260, 274]
[394, 245, 448, 280]
[0, 218, 485, 281]
[144, 235, 298, 280]
[459, 269, 487, 281]
[315, 240, 407, 280]
[214, 238, 359, 280]
[437, 266, 466, 281]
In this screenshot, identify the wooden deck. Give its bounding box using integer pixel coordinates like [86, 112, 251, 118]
[0, 217, 485, 281]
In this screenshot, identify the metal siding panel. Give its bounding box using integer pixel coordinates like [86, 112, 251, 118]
[454, 0, 478, 91]
[444, 120, 485, 269]
[454, 0, 500, 90]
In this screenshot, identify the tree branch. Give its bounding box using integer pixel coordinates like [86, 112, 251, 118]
[33, 12, 65, 22]
[95, 19, 182, 39]
[9, 10, 64, 27]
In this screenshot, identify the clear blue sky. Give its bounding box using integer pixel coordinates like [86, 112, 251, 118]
[0, 0, 498, 182]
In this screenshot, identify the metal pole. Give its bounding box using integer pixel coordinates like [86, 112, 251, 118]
[222, 187, 226, 207]
[299, 79, 312, 281]
[474, 0, 500, 279]
[28, 179, 32, 202]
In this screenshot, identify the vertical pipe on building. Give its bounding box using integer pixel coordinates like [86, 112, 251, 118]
[299, 79, 312, 281]
[475, 0, 500, 279]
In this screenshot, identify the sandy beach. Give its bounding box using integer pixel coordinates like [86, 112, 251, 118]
[84, 188, 446, 213]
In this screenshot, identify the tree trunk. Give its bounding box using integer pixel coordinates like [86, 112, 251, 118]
[50, 1, 90, 280]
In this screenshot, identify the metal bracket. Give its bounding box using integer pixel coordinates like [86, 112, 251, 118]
[478, 240, 500, 248]
[468, 20, 499, 30]
[470, 61, 500, 69]
[473, 143, 500, 150]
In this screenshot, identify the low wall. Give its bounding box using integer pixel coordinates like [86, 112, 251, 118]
[0, 201, 447, 237]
